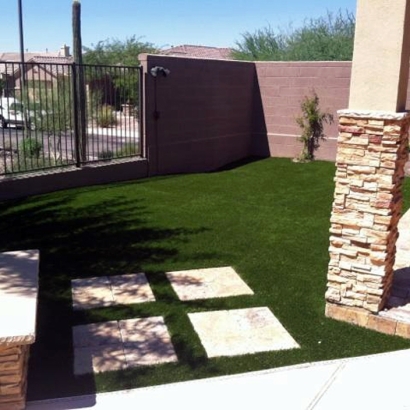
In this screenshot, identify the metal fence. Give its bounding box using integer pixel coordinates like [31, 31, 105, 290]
[0, 62, 142, 176]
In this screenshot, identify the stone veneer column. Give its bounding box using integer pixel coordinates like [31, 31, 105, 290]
[0, 345, 30, 410]
[0, 251, 39, 410]
[325, 110, 409, 331]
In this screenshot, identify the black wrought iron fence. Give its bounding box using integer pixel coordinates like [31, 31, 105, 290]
[0, 62, 141, 176]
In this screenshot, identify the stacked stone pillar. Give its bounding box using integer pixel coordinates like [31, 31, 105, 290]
[0, 250, 39, 410]
[325, 111, 410, 333]
[0, 345, 30, 410]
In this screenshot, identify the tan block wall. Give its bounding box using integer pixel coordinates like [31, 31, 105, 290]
[253, 61, 351, 161]
[0, 345, 30, 410]
[326, 112, 410, 313]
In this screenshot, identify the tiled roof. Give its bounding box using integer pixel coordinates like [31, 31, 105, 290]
[0, 53, 73, 75]
[161, 45, 233, 60]
[29, 56, 73, 64]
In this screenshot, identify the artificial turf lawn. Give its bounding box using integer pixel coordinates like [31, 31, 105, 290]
[1, 157, 410, 400]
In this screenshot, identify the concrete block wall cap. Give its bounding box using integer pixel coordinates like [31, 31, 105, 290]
[337, 109, 410, 120]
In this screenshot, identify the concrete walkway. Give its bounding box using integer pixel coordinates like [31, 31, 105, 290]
[26, 348, 410, 409]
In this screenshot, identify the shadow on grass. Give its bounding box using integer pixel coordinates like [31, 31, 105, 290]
[0, 192, 212, 401]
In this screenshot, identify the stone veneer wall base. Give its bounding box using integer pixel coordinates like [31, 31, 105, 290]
[326, 303, 410, 338]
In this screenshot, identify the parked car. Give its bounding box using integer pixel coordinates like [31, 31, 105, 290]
[0, 97, 36, 130]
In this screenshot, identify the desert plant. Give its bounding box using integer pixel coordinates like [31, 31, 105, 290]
[96, 105, 117, 128]
[115, 142, 139, 158]
[296, 91, 333, 162]
[98, 149, 114, 160]
[21, 137, 43, 159]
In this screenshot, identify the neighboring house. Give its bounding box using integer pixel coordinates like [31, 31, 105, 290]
[161, 45, 233, 60]
[0, 45, 73, 97]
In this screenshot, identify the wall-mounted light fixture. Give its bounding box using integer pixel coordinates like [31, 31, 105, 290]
[150, 66, 170, 78]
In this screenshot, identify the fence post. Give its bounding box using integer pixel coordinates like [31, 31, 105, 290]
[138, 65, 144, 158]
[71, 63, 81, 168]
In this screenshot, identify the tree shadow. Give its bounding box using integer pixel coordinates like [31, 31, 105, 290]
[0, 250, 39, 297]
[0, 192, 214, 401]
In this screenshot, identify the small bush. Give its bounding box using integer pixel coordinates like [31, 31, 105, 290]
[21, 137, 43, 159]
[98, 150, 114, 160]
[116, 142, 139, 158]
[296, 90, 333, 162]
[96, 105, 117, 128]
[6, 156, 66, 175]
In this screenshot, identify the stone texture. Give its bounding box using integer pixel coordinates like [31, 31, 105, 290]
[0, 345, 29, 410]
[110, 273, 155, 305]
[166, 266, 254, 301]
[326, 303, 410, 339]
[188, 307, 299, 358]
[71, 277, 114, 310]
[72, 321, 122, 348]
[73, 317, 177, 375]
[326, 113, 410, 314]
[74, 346, 126, 376]
[120, 317, 178, 368]
[72, 273, 155, 310]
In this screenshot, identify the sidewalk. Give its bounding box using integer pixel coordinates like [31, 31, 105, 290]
[26, 348, 410, 410]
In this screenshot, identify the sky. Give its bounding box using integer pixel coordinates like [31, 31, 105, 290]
[1, 0, 357, 53]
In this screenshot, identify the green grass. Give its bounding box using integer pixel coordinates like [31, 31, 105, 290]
[1, 157, 410, 400]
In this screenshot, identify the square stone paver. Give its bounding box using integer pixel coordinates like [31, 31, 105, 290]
[74, 345, 127, 375]
[71, 273, 155, 310]
[72, 277, 114, 310]
[120, 317, 178, 368]
[73, 320, 122, 348]
[166, 266, 254, 301]
[73, 321, 124, 375]
[73, 317, 177, 375]
[110, 273, 155, 305]
[188, 307, 300, 358]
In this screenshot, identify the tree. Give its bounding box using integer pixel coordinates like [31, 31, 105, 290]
[82, 36, 158, 66]
[83, 36, 158, 108]
[232, 10, 355, 61]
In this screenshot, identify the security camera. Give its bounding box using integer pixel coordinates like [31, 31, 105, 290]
[150, 66, 170, 77]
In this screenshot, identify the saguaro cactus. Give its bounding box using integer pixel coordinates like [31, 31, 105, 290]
[72, 0, 87, 163]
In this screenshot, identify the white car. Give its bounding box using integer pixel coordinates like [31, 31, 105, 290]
[0, 97, 35, 129]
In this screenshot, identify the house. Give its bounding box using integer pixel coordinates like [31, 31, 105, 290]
[161, 45, 233, 60]
[0, 45, 73, 97]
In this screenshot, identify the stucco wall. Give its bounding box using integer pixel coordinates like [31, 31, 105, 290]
[139, 56, 353, 169]
[139, 54, 257, 175]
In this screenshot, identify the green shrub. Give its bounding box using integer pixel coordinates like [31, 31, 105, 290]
[115, 142, 139, 158]
[98, 150, 114, 160]
[96, 105, 117, 128]
[296, 90, 333, 162]
[21, 137, 43, 159]
[6, 156, 67, 175]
